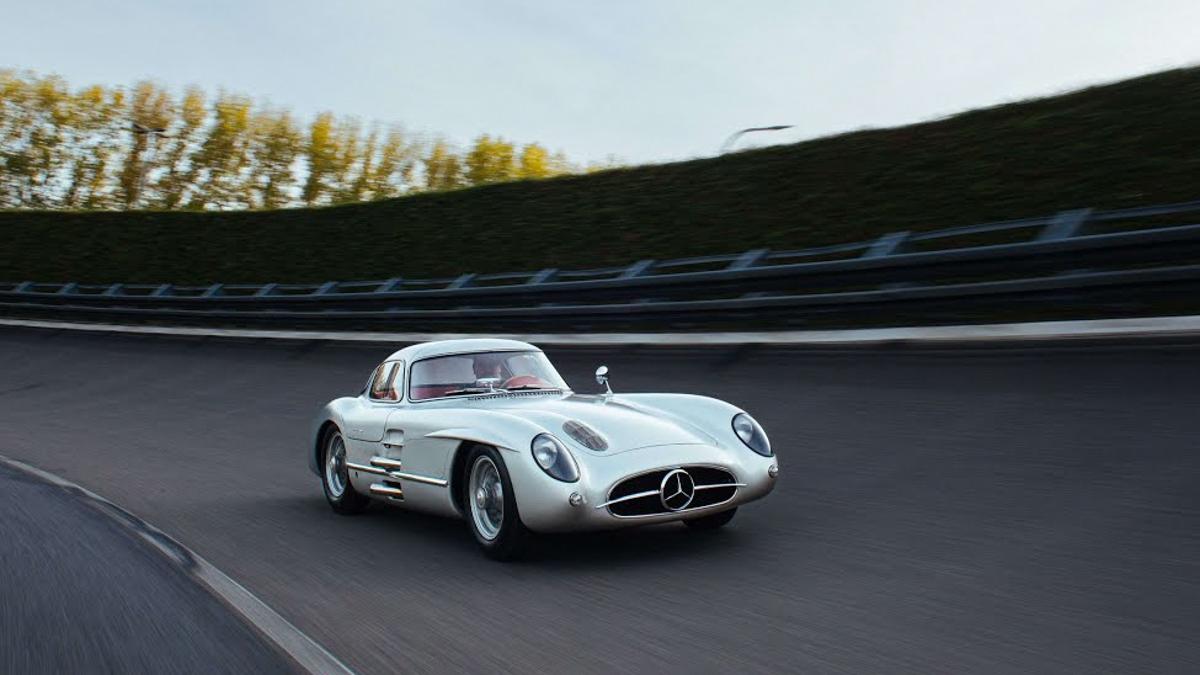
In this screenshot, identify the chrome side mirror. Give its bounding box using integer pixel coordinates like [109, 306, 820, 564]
[595, 365, 612, 397]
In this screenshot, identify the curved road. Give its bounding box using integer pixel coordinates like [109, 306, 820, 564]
[0, 327, 1197, 674]
[0, 461, 294, 674]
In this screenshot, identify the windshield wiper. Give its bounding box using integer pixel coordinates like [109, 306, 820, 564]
[440, 387, 502, 397]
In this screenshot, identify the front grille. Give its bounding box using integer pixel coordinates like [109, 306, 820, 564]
[606, 466, 739, 518]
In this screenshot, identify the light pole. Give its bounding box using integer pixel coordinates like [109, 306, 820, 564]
[131, 122, 168, 207]
[720, 125, 793, 154]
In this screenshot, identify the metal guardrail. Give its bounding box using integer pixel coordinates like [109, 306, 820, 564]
[3, 200, 1200, 330]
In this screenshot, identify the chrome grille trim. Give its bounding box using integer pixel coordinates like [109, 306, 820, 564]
[593, 489, 661, 510]
[602, 465, 742, 518]
[694, 483, 746, 491]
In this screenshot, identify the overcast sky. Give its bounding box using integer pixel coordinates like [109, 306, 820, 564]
[3, 1, 1197, 164]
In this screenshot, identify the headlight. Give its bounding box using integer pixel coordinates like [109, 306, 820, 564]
[531, 434, 580, 482]
[732, 413, 772, 456]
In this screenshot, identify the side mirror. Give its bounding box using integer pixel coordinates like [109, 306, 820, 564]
[595, 365, 612, 397]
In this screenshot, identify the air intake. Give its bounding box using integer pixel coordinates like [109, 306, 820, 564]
[563, 420, 608, 451]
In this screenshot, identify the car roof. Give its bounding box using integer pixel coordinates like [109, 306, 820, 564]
[384, 338, 541, 363]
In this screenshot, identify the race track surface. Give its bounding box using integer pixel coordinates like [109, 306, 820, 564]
[0, 327, 1197, 674]
[0, 461, 293, 674]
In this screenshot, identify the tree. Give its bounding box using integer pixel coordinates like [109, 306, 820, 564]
[154, 87, 206, 209]
[117, 81, 173, 208]
[422, 139, 463, 192]
[247, 109, 301, 209]
[366, 127, 418, 199]
[301, 112, 336, 206]
[62, 84, 125, 209]
[0, 68, 582, 210]
[465, 134, 516, 185]
[517, 143, 550, 179]
[185, 93, 253, 209]
[328, 118, 363, 204]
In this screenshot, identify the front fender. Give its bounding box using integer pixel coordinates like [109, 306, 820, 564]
[420, 414, 581, 530]
[308, 397, 356, 477]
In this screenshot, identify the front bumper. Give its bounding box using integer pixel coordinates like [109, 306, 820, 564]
[508, 442, 778, 533]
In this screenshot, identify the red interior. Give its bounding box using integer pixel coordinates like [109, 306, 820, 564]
[502, 375, 547, 389]
[411, 385, 459, 400]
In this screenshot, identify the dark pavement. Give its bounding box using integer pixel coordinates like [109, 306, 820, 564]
[0, 327, 1197, 674]
[0, 462, 294, 674]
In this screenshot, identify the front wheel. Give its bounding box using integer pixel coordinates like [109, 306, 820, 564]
[684, 507, 737, 531]
[464, 446, 530, 561]
[322, 428, 369, 515]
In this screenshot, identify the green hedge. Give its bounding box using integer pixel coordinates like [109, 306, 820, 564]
[3, 67, 1198, 285]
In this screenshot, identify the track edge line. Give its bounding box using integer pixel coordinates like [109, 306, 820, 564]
[0, 454, 356, 675]
[2, 315, 1200, 345]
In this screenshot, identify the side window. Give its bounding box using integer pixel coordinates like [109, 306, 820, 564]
[388, 361, 405, 401]
[369, 362, 399, 401]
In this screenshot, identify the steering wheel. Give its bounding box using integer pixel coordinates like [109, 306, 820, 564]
[502, 375, 548, 389]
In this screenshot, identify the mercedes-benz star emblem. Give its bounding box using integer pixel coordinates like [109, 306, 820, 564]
[659, 468, 695, 511]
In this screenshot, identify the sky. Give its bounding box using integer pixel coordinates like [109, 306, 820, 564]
[2, 0, 1198, 165]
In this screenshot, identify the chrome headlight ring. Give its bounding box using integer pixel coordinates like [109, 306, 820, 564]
[531, 433, 580, 482]
[732, 413, 772, 456]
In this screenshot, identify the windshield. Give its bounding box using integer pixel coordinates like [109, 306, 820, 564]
[408, 350, 568, 401]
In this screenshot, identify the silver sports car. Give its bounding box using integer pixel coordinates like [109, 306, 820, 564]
[309, 338, 778, 559]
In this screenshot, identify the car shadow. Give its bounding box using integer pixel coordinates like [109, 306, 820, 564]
[283, 493, 746, 568]
[525, 526, 746, 568]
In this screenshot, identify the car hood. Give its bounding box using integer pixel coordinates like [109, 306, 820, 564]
[466, 393, 717, 454]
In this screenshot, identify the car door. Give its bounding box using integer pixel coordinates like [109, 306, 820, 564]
[382, 407, 452, 483]
[377, 360, 447, 482]
[343, 361, 402, 468]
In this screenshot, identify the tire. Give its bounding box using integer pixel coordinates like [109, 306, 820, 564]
[321, 427, 370, 515]
[463, 445, 530, 561]
[684, 507, 737, 531]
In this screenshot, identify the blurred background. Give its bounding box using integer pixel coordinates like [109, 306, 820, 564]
[1, 2, 1199, 674]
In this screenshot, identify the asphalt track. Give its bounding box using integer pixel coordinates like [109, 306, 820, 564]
[0, 326, 1197, 674]
[0, 462, 293, 674]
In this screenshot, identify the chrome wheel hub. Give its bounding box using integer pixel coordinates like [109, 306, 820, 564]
[324, 434, 347, 499]
[468, 456, 504, 541]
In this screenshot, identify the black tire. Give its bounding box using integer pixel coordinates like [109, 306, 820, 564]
[684, 507, 737, 531]
[321, 427, 370, 515]
[463, 445, 530, 561]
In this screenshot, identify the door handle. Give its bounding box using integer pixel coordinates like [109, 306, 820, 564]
[382, 429, 405, 449]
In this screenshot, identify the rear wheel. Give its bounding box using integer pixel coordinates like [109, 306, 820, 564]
[464, 446, 530, 561]
[322, 428, 369, 515]
[684, 507, 737, 531]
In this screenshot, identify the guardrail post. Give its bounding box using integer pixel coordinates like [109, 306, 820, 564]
[448, 273, 475, 289]
[57, 282, 78, 295]
[254, 283, 278, 297]
[376, 278, 402, 293]
[1037, 208, 1093, 241]
[201, 284, 224, 297]
[151, 284, 174, 297]
[863, 231, 910, 258]
[526, 268, 558, 285]
[101, 283, 124, 297]
[13, 281, 33, 293]
[619, 260, 656, 278]
[314, 281, 339, 295]
[727, 249, 769, 270]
